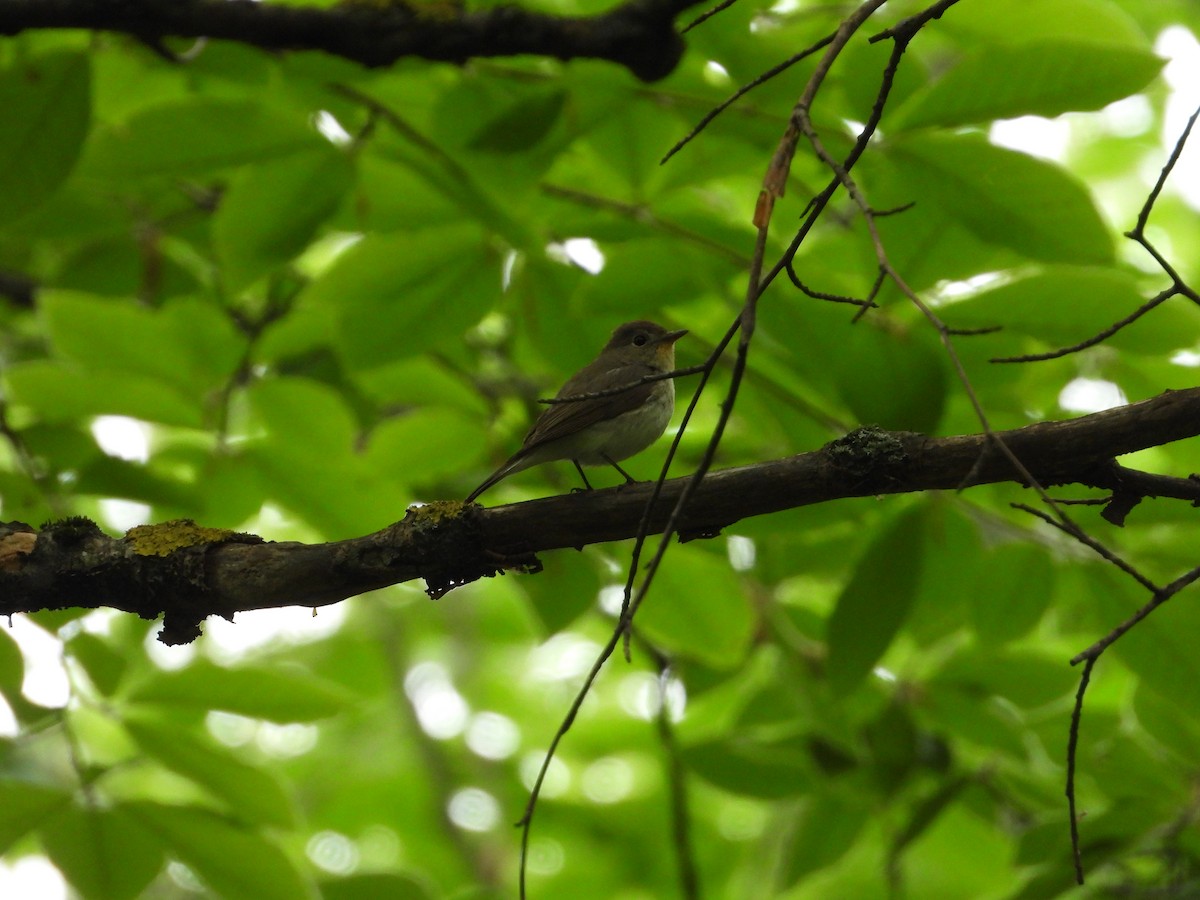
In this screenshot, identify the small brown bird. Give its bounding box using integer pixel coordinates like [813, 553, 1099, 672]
[466, 320, 687, 503]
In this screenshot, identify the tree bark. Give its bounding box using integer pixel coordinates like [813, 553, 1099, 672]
[0, 0, 698, 82]
[4, 386, 1199, 643]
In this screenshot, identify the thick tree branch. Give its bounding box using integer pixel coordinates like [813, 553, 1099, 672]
[4, 387, 1200, 642]
[0, 0, 697, 82]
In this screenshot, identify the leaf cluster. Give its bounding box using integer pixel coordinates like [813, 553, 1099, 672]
[1, 0, 1200, 897]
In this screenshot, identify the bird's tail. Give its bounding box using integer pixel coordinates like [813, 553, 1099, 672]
[465, 454, 531, 504]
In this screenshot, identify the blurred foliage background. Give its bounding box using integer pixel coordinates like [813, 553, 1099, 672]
[3, 0, 1200, 896]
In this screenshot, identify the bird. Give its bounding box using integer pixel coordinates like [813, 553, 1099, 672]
[466, 320, 687, 503]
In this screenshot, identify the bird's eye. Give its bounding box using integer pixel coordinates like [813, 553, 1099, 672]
[633, 335, 648, 346]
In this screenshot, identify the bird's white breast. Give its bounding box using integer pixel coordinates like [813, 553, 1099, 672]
[571, 378, 675, 464]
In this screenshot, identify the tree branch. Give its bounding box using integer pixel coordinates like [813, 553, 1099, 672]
[4, 386, 1200, 642]
[0, 0, 698, 82]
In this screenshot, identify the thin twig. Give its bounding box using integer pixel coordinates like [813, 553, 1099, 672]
[1070, 565, 1200, 666]
[516, 322, 738, 896]
[638, 638, 700, 898]
[682, 0, 740, 33]
[1066, 656, 1095, 885]
[1010, 503, 1159, 594]
[538, 365, 707, 404]
[541, 183, 753, 266]
[521, 5, 895, 891]
[622, 0, 896, 647]
[379, 613, 500, 889]
[1053, 104, 1200, 890]
[619, 318, 741, 660]
[661, 35, 835, 164]
[991, 289, 1173, 363]
[786, 264, 882, 309]
[945, 325, 1002, 336]
[1131, 103, 1200, 237]
[0, 400, 64, 517]
[868, 0, 962, 42]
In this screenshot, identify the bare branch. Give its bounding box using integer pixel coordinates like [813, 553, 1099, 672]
[538, 364, 706, 404]
[0, 0, 703, 82]
[8, 388, 1200, 642]
[786, 265, 883, 310]
[1010, 503, 1159, 594]
[1066, 656, 1096, 885]
[661, 34, 835, 164]
[1131, 102, 1200, 238]
[1070, 565, 1200, 667]
[991, 289, 1173, 363]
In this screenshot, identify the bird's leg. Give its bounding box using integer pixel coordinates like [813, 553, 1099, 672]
[602, 454, 638, 485]
[571, 460, 594, 493]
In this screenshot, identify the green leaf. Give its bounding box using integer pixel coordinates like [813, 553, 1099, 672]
[826, 505, 926, 695]
[901, 803, 1012, 898]
[0, 50, 90, 218]
[966, 544, 1055, 643]
[40, 802, 163, 900]
[368, 138, 527, 243]
[362, 407, 489, 484]
[353, 356, 488, 416]
[0, 780, 72, 854]
[920, 688, 1025, 757]
[75, 456, 199, 510]
[1133, 684, 1200, 764]
[81, 98, 318, 178]
[907, 503, 980, 644]
[578, 92, 687, 194]
[780, 793, 870, 886]
[47, 294, 243, 389]
[52, 235, 200, 298]
[942, 266, 1200, 356]
[213, 147, 355, 290]
[0, 629, 25, 701]
[895, 41, 1163, 129]
[935, 650, 1076, 709]
[683, 735, 814, 798]
[853, 153, 1016, 296]
[67, 632, 127, 696]
[3, 361, 203, 428]
[350, 153, 464, 232]
[636, 544, 755, 669]
[300, 227, 498, 370]
[247, 377, 357, 457]
[862, 699, 920, 791]
[240, 378, 395, 535]
[576, 239, 737, 314]
[125, 660, 350, 722]
[192, 450, 268, 528]
[1095, 574, 1200, 722]
[466, 88, 568, 153]
[944, 0, 1150, 47]
[520, 551, 606, 634]
[320, 872, 436, 900]
[122, 801, 318, 900]
[830, 319, 948, 433]
[888, 133, 1113, 265]
[123, 713, 296, 828]
[43, 291, 181, 384]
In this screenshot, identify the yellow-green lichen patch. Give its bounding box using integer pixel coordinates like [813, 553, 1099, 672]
[125, 520, 239, 557]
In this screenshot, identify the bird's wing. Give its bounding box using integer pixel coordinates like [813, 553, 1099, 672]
[519, 363, 656, 453]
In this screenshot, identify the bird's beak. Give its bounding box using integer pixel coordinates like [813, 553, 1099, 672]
[658, 329, 688, 345]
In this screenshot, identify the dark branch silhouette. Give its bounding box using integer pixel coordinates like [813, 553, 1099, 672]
[0, 0, 704, 82]
[5, 386, 1200, 645]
